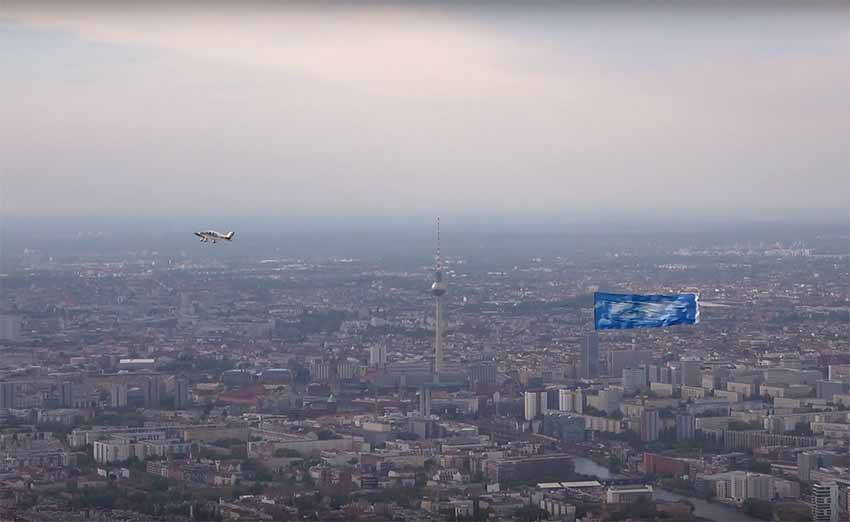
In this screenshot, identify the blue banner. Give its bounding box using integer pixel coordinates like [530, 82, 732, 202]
[594, 292, 699, 330]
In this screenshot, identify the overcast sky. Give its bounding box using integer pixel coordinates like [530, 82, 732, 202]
[1, 2, 847, 223]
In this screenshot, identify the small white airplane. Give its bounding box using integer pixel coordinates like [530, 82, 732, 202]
[194, 230, 235, 244]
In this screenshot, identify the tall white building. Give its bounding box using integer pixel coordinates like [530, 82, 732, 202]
[558, 389, 574, 412]
[524, 392, 538, 421]
[369, 344, 387, 368]
[524, 391, 547, 421]
[811, 482, 839, 522]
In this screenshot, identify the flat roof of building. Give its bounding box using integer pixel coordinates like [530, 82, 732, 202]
[537, 483, 563, 489]
[560, 481, 602, 488]
[609, 485, 653, 493]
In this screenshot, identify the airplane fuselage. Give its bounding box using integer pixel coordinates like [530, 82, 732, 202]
[194, 230, 235, 244]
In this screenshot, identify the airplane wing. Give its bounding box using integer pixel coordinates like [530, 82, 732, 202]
[194, 232, 204, 238]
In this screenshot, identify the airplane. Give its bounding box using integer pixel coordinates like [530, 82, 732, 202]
[194, 230, 235, 244]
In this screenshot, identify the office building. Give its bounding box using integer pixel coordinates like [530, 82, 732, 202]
[469, 361, 497, 385]
[811, 482, 839, 522]
[816, 381, 848, 401]
[608, 349, 653, 377]
[647, 364, 661, 384]
[524, 390, 547, 421]
[676, 414, 696, 441]
[0, 382, 15, 408]
[486, 454, 574, 485]
[59, 382, 74, 408]
[144, 377, 161, 409]
[640, 408, 660, 442]
[606, 485, 654, 505]
[579, 332, 599, 379]
[559, 388, 575, 412]
[175, 378, 190, 409]
[419, 386, 432, 416]
[111, 383, 127, 408]
[598, 389, 622, 415]
[681, 358, 702, 387]
[369, 344, 387, 368]
[623, 367, 648, 394]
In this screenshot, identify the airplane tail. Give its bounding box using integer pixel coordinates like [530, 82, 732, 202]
[225, 231, 235, 240]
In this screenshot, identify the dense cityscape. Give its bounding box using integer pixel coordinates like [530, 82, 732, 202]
[0, 221, 847, 522]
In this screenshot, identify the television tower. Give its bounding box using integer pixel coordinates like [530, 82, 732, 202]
[431, 217, 447, 379]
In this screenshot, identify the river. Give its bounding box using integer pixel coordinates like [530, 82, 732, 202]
[573, 456, 614, 479]
[654, 489, 762, 522]
[572, 458, 760, 522]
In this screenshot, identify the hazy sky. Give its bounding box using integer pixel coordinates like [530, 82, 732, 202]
[2, 2, 847, 222]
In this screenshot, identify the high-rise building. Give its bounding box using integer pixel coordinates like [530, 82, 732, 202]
[579, 333, 599, 379]
[0, 382, 16, 408]
[0, 315, 21, 342]
[675, 414, 696, 441]
[623, 367, 648, 394]
[648, 365, 661, 384]
[59, 382, 74, 408]
[111, 383, 128, 408]
[816, 381, 848, 401]
[419, 385, 432, 416]
[175, 378, 190, 409]
[811, 482, 839, 522]
[608, 349, 653, 377]
[144, 377, 161, 409]
[640, 408, 660, 442]
[431, 218, 448, 380]
[559, 389, 575, 412]
[524, 392, 538, 421]
[369, 344, 387, 368]
[524, 391, 547, 421]
[670, 366, 682, 386]
[598, 389, 622, 415]
[746, 473, 772, 501]
[681, 359, 702, 387]
[659, 365, 673, 385]
[797, 451, 833, 483]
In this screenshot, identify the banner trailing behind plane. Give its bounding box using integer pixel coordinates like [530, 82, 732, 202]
[594, 292, 699, 330]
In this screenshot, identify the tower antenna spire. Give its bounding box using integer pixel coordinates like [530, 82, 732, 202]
[436, 216, 442, 274]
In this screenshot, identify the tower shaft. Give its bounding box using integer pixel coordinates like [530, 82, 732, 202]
[435, 295, 444, 375]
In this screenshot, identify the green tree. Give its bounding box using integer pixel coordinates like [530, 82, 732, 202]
[742, 498, 773, 521]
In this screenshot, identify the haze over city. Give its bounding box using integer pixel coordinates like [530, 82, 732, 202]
[0, 3, 849, 522]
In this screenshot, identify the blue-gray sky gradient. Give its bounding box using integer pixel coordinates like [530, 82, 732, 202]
[2, 2, 847, 222]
